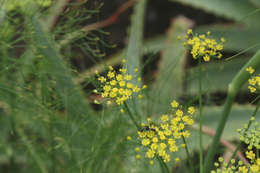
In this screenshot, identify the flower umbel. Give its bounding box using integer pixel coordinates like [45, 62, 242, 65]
[211, 117, 260, 173]
[134, 100, 195, 164]
[94, 60, 146, 105]
[238, 118, 260, 150]
[246, 67, 260, 93]
[183, 29, 225, 62]
[211, 150, 260, 173]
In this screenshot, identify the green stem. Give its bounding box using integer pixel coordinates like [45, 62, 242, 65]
[157, 156, 166, 173]
[123, 102, 140, 130]
[227, 98, 260, 167]
[199, 58, 203, 173]
[156, 155, 170, 173]
[182, 136, 195, 173]
[204, 50, 260, 173]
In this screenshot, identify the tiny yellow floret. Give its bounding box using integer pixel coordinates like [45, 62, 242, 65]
[246, 67, 255, 74]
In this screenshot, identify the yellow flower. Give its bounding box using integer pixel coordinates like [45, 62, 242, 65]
[119, 81, 125, 87]
[94, 100, 100, 104]
[250, 164, 259, 173]
[108, 66, 113, 71]
[161, 115, 169, 122]
[239, 166, 248, 173]
[116, 74, 123, 81]
[146, 149, 155, 158]
[93, 89, 98, 94]
[98, 76, 106, 83]
[187, 29, 193, 35]
[184, 30, 224, 62]
[107, 71, 115, 78]
[163, 154, 170, 162]
[246, 66, 255, 74]
[132, 101, 195, 165]
[188, 106, 195, 114]
[149, 160, 154, 165]
[110, 80, 117, 86]
[176, 109, 183, 117]
[249, 86, 256, 93]
[152, 137, 158, 143]
[124, 74, 132, 80]
[175, 157, 180, 162]
[119, 68, 127, 73]
[142, 139, 150, 146]
[96, 66, 145, 105]
[246, 150, 255, 160]
[136, 154, 141, 159]
[203, 54, 210, 62]
[138, 95, 143, 99]
[171, 100, 179, 108]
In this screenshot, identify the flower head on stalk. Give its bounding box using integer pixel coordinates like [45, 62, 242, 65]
[94, 59, 146, 107]
[237, 117, 260, 150]
[211, 118, 260, 173]
[246, 67, 260, 93]
[183, 29, 225, 62]
[134, 100, 195, 165]
[211, 150, 260, 173]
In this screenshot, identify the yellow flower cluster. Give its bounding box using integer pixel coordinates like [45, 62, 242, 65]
[94, 61, 146, 105]
[246, 67, 260, 93]
[183, 29, 225, 62]
[134, 100, 195, 165]
[238, 117, 260, 150]
[211, 150, 260, 173]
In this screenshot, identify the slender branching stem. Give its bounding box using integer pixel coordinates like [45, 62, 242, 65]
[123, 102, 140, 130]
[199, 58, 203, 173]
[182, 136, 195, 173]
[156, 155, 170, 173]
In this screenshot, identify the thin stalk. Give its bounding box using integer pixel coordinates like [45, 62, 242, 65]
[123, 102, 140, 130]
[204, 50, 260, 173]
[182, 136, 195, 173]
[157, 156, 166, 173]
[156, 155, 170, 173]
[227, 98, 260, 167]
[199, 58, 203, 173]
